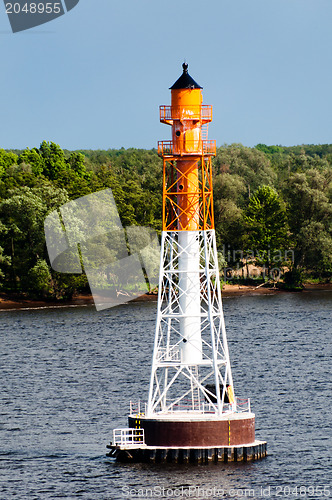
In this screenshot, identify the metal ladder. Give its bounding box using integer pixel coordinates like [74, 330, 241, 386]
[201, 123, 209, 142]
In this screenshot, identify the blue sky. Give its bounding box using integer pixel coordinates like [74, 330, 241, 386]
[1, 0, 332, 150]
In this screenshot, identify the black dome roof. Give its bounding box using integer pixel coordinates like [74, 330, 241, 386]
[170, 63, 202, 90]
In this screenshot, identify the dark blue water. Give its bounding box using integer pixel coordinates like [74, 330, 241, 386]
[1, 292, 331, 499]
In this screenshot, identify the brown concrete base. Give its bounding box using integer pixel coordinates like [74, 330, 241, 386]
[106, 441, 267, 464]
[128, 413, 255, 447]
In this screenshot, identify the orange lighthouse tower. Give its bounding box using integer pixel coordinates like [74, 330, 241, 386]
[107, 64, 267, 463]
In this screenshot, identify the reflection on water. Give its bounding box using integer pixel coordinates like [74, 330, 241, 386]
[0, 292, 331, 499]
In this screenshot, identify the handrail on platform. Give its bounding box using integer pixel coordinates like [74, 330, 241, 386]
[129, 397, 251, 417]
[160, 105, 212, 123]
[113, 428, 145, 447]
[158, 140, 216, 157]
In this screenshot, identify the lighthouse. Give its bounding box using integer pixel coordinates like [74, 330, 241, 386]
[107, 64, 267, 463]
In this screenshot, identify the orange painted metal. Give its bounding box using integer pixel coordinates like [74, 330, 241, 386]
[160, 104, 213, 125]
[159, 86, 216, 231]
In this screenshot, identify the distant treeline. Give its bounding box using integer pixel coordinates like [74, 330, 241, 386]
[0, 141, 331, 299]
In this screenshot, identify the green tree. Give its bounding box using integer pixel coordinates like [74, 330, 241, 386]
[243, 185, 288, 275]
[214, 144, 277, 196]
[18, 148, 44, 176]
[52, 273, 88, 300]
[0, 188, 48, 288]
[67, 152, 89, 178]
[0, 149, 18, 178]
[39, 141, 67, 180]
[213, 172, 247, 251]
[283, 171, 332, 275]
[0, 185, 69, 291]
[26, 259, 53, 297]
[0, 244, 10, 284]
[296, 222, 332, 276]
[54, 168, 92, 199]
[255, 144, 284, 155]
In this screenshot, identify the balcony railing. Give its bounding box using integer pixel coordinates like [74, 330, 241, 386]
[166, 397, 251, 414]
[156, 346, 180, 362]
[129, 400, 147, 416]
[113, 428, 145, 447]
[158, 140, 216, 157]
[129, 398, 251, 416]
[160, 105, 212, 124]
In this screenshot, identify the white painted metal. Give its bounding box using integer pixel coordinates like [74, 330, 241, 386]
[113, 428, 145, 447]
[147, 229, 236, 417]
[178, 231, 202, 364]
[130, 398, 250, 417]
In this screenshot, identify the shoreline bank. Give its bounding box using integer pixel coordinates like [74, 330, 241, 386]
[0, 283, 331, 311]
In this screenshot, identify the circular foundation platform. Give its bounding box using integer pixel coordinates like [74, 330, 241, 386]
[106, 441, 267, 464]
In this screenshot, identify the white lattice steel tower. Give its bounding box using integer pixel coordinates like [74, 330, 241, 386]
[147, 63, 236, 418]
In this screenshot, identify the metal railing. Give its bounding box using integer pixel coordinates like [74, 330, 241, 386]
[129, 397, 251, 417]
[156, 346, 180, 362]
[151, 397, 251, 415]
[160, 105, 212, 123]
[236, 398, 251, 413]
[129, 400, 147, 416]
[113, 428, 145, 447]
[158, 140, 216, 157]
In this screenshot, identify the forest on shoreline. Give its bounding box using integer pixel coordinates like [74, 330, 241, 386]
[0, 141, 331, 300]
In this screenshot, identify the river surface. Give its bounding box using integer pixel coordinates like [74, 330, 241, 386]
[1, 291, 331, 499]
